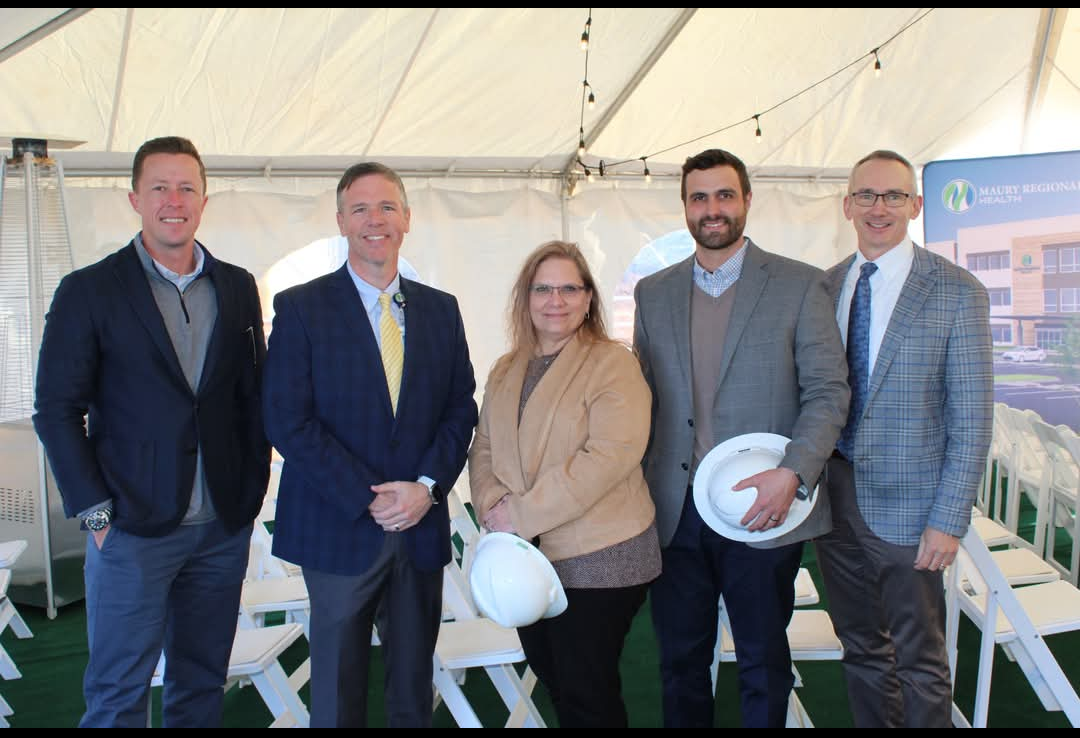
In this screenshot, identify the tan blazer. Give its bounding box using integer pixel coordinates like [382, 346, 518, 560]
[469, 334, 656, 562]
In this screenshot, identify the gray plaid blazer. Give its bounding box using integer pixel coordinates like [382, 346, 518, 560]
[825, 246, 993, 546]
[634, 243, 850, 549]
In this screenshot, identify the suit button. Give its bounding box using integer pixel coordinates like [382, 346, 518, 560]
[390, 440, 399, 449]
[681, 462, 689, 471]
[193, 401, 200, 412]
[687, 419, 694, 427]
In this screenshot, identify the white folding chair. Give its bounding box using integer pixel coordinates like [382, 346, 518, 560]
[248, 468, 302, 581]
[238, 575, 312, 694]
[433, 618, 546, 729]
[710, 569, 841, 727]
[151, 624, 310, 727]
[945, 529, 1080, 727]
[433, 486, 545, 728]
[1030, 421, 1080, 585]
[994, 407, 1051, 540]
[968, 507, 1061, 588]
[0, 541, 30, 727]
[979, 403, 1015, 519]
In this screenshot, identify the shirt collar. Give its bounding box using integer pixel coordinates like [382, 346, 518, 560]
[692, 238, 749, 296]
[134, 233, 206, 287]
[851, 236, 914, 281]
[346, 262, 401, 311]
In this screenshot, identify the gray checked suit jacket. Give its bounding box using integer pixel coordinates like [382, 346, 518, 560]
[824, 245, 993, 546]
[634, 242, 850, 549]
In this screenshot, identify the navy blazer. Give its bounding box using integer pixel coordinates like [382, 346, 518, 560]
[263, 265, 477, 576]
[33, 241, 271, 537]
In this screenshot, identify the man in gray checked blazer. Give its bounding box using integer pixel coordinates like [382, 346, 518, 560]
[634, 149, 849, 727]
[815, 150, 993, 728]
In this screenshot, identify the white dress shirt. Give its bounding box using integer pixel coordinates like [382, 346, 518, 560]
[836, 238, 915, 376]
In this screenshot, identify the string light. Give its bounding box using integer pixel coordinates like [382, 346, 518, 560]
[575, 9, 595, 172]
[579, 9, 933, 179]
[598, 160, 605, 177]
[642, 157, 651, 183]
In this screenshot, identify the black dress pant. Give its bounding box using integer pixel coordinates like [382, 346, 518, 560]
[517, 582, 649, 728]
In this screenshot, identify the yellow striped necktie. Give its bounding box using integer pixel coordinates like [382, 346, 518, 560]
[378, 293, 404, 415]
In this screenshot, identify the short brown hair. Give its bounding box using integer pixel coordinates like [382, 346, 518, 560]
[850, 150, 917, 192]
[336, 162, 409, 212]
[681, 149, 751, 202]
[132, 136, 206, 193]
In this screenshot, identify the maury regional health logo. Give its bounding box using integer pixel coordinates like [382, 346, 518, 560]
[942, 179, 976, 213]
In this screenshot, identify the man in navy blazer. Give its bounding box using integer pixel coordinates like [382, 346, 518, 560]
[263, 162, 477, 727]
[815, 150, 993, 727]
[33, 136, 270, 727]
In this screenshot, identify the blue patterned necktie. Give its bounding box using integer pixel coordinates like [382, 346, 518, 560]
[837, 261, 878, 460]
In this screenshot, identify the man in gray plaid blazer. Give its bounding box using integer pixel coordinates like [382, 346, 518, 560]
[815, 150, 993, 727]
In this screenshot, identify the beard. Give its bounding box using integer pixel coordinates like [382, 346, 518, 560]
[689, 214, 746, 251]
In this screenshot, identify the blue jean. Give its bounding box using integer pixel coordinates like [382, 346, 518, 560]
[81, 519, 251, 727]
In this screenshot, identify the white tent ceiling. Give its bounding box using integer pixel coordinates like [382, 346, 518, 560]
[2, 8, 1079, 381]
[1, 7, 1078, 183]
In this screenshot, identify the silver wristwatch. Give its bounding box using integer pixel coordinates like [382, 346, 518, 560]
[83, 506, 113, 532]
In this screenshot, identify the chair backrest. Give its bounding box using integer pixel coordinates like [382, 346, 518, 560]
[1029, 419, 1080, 491]
[1007, 407, 1051, 469]
[443, 486, 482, 619]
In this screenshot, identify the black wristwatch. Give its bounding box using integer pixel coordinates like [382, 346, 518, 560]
[83, 506, 113, 532]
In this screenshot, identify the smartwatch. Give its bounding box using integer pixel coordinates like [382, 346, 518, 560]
[423, 480, 443, 505]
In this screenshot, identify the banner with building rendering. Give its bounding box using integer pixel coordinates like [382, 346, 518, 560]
[923, 150, 1080, 429]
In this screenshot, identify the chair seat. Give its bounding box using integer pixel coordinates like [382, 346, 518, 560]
[241, 576, 309, 612]
[971, 516, 1019, 547]
[988, 548, 1060, 587]
[967, 580, 1080, 640]
[436, 619, 525, 670]
[227, 624, 305, 677]
[720, 609, 842, 660]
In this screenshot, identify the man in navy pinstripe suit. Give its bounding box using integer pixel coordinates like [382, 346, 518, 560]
[815, 150, 993, 727]
[262, 163, 477, 727]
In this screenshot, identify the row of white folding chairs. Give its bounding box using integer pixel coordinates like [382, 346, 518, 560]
[982, 403, 1080, 585]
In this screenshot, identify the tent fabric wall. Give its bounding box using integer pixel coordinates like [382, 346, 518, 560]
[60, 176, 853, 385]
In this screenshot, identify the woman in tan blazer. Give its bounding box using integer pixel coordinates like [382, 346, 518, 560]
[469, 240, 660, 728]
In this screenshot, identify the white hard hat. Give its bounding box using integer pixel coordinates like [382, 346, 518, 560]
[693, 432, 818, 542]
[468, 532, 568, 628]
